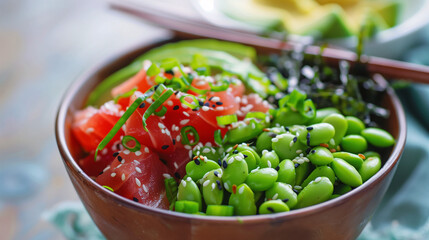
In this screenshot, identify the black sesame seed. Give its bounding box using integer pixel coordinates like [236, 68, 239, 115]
[174, 91, 179, 95]
[160, 158, 167, 165]
[113, 152, 119, 157]
[166, 69, 174, 75]
[174, 172, 181, 179]
[132, 197, 139, 202]
[204, 102, 210, 107]
[267, 207, 275, 213]
[275, 166, 280, 171]
[282, 198, 289, 203]
[216, 180, 222, 190]
[117, 155, 123, 162]
[209, 97, 214, 101]
[173, 105, 180, 110]
[233, 150, 239, 154]
[222, 160, 228, 169]
[268, 133, 277, 138]
[212, 104, 216, 108]
[311, 150, 316, 154]
[154, 84, 159, 91]
[285, 127, 290, 131]
[306, 148, 312, 154]
[172, 139, 176, 145]
[293, 189, 300, 194]
[214, 171, 219, 177]
[162, 145, 169, 150]
[306, 126, 313, 131]
[294, 163, 299, 168]
[217, 159, 222, 166]
[307, 132, 311, 139]
[116, 143, 121, 150]
[192, 108, 199, 111]
[215, 101, 223, 106]
[293, 137, 297, 143]
[243, 154, 248, 159]
[99, 171, 104, 176]
[194, 159, 200, 165]
[139, 102, 146, 108]
[198, 101, 204, 106]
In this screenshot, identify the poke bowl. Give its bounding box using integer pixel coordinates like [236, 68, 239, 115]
[55, 37, 406, 240]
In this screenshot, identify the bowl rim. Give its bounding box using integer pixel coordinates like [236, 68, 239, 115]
[55, 37, 407, 224]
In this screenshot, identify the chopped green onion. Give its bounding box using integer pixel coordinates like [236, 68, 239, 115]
[206, 205, 234, 216]
[94, 91, 152, 161]
[164, 177, 178, 210]
[174, 200, 199, 214]
[214, 129, 223, 146]
[142, 87, 174, 131]
[245, 112, 267, 120]
[189, 85, 209, 95]
[113, 87, 137, 104]
[181, 125, 199, 146]
[209, 79, 230, 92]
[180, 94, 199, 109]
[103, 185, 114, 192]
[160, 58, 180, 70]
[191, 53, 210, 75]
[121, 135, 141, 152]
[152, 84, 167, 100]
[216, 114, 238, 126]
[147, 63, 160, 77]
[155, 75, 166, 84]
[154, 105, 167, 116]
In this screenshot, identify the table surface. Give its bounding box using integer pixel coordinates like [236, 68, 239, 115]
[1, 0, 428, 240]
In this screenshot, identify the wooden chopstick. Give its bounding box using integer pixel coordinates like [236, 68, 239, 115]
[110, 0, 429, 85]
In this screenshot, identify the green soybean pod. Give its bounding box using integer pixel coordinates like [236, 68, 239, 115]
[345, 116, 365, 135]
[299, 123, 335, 146]
[301, 166, 336, 188]
[206, 205, 234, 216]
[277, 159, 296, 185]
[359, 156, 382, 182]
[246, 168, 278, 191]
[272, 133, 306, 160]
[295, 161, 311, 186]
[332, 152, 364, 169]
[361, 128, 395, 147]
[308, 107, 341, 125]
[177, 177, 202, 211]
[236, 144, 261, 167]
[295, 177, 333, 208]
[341, 135, 368, 153]
[185, 159, 221, 182]
[256, 132, 274, 153]
[266, 182, 298, 209]
[322, 113, 348, 147]
[260, 150, 280, 169]
[334, 184, 352, 195]
[228, 183, 257, 215]
[363, 151, 381, 159]
[307, 146, 333, 165]
[331, 158, 362, 187]
[201, 170, 224, 206]
[222, 154, 249, 192]
[259, 200, 290, 214]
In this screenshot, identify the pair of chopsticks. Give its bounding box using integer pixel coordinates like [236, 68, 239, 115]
[109, 0, 429, 85]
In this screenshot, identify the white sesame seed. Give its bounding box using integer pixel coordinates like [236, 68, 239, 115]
[144, 147, 149, 153]
[133, 160, 139, 164]
[86, 127, 94, 133]
[203, 180, 210, 187]
[211, 183, 216, 190]
[123, 150, 130, 155]
[135, 178, 141, 187]
[273, 193, 279, 200]
[238, 186, 245, 194]
[272, 138, 279, 143]
[314, 177, 322, 183]
[202, 106, 209, 111]
[161, 129, 165, 134]
[186, 177, 192, 182]
[267, 161, 272, 168]
[111, 173, 116, 177]
[184, 145, 191, 150]
[116, 164, 122, 169]
[143, 184, 148, 193]
[181, 180, 187, 187]
[158, 122, 166, 129]
[297, 159, 304, 164]
[101, 148, 108, 155]
[183, 111, 190, 117]
[330, 138, 336, 146]
[228, 157, 234, 164]
[211, 96, 220, 102]
[296, 150, 303, 154]
[174, 162, 179, 169]
[216, 106, 224, 111]
[146, 98, 153, 104]
[95, 155, 101, 162]
[121, 160, 125, 164]
[299, 153, 304, 158]
[180, 119, 190, 125]
[224, 182, 229, 190]
[262, 150, 268, 155]
[121, 173, 125, 181]
[135, 167, 142, 173]
[181, 103, 189, 109]
[290, 140, 294, 147]
[135, 151, 142, 156]
[202, 148, 211, 154]
[167, 100, 173, 106]
[294, 185, 302, 190]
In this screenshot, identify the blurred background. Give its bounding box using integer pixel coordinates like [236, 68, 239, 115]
[1, 0, 429, 239]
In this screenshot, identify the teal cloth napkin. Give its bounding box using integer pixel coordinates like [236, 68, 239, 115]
[44, 45, 429, 240]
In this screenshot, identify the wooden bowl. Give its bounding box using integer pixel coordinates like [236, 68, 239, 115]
[55, 37, 406, 240]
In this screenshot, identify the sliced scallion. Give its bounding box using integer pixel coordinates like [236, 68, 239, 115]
[121, 135, 141, 152]
[154, 105, 167, 116]
[245, 112, 267, 120]
[209, 79, 230, 92]
[113, 87, 137, 104]
[180, 94, 199, 109]
[103, 185, 114, 192]
[216, 114, 238, 126]
[142, 87, 174, 131]
[146, 63, 160, 77]
[181, 125, 199, 146]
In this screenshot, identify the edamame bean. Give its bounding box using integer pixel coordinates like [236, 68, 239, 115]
[260, 150, 280, 168]
[185, 158, 220, 182]
[246, 168, 278, 191]
[193, 146, 221, 162]
[361, 128, 395, 147]
[331, 158, 362, 187]
[228, 184, 257, 215]
[266, 182, 298, 209]
[222, 154, 249, 192]
[332, 152, 364, 169]
[201, 170, 224, 205]
[295, 161, 311, 186]
[307, 146, 334, 165]
[277, 159, 296, 185]
[322, 113, 348, 148]
[177, 177, 202, 211]
[236, 144, 261, 169]
[226, 120, 263, 144]
[274, 108, 310, 126]
[345, 116, 365, 135]
[301, 166, 336, 188]
[359, 156, 382, 182]
[363, 151, 381, 159]
[256, 132, 273, 153]
[341, 135, 367, 153]
[334, 184, 352, 195]
[259, 200, 290, 214]
[295, 177, 333, 208]
[272, 133, 306, 160]
[299, 123, 335, 146]
[308, 107, 341, 125]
